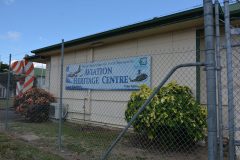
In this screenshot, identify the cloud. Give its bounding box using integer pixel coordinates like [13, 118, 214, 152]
[39, 36, 49, 43]
[1, 0, 15, 5]
[39, 36, 44, 41]
[34, 62, 46, 69]
[11, 60, 46, 69]
[0, 31, 21, 41]
[11, 59, 17, 63]
[6, 31, 21, 40]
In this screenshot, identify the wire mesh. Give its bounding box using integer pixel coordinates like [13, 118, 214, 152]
[218, 1, 240, 156]
[1, 56, 61, 153]
[0, 72, 12, 131]
[0, 38, 209, 159]
[231, 24, 240, 159]
[48, 41, 208, 160]
[0, 4, 238, 159]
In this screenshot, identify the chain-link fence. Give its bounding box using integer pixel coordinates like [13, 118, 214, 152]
[0, 60, 15, 131]
[231, 23, 240, 159]
[217, 1, 240, 159]
[0, 38, 237, 160]
[0, 72, 8, 131]
[219, 35, 240, 159]
[0, 1, 239, 160]
[0, 45, 209, 160]
[60, 49, 208, 160]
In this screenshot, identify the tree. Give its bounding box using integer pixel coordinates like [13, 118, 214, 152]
[14, 88, 56, 122]
[125, 82, 207, 148]
[0, 62, 9, 72]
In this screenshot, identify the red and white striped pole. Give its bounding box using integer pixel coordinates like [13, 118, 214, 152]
[11, 59, 34, 95]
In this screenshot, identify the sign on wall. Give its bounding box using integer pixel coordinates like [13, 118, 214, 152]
[65, 56, 151, 90]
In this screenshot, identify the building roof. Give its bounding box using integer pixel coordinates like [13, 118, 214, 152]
[31, 3, 240, 55]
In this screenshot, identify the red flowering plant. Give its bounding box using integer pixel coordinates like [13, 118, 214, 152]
[14, 88, 56, 122]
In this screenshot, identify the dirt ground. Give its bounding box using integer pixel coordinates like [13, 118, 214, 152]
[0, 109, 211, 160]
[0, 131, 209, 160]
[3, 125, 209, 159]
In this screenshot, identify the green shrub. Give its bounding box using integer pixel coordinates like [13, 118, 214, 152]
[125, 81, 207, 147]
[14, 88, 56, 122]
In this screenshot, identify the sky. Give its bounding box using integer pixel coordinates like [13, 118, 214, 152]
[0, 0, 209, 65]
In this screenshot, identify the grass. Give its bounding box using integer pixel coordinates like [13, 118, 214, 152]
[10, 121, 120, 159]
[6, 119, 207, 160]
[0, 98, 13, 109]
[0, 132, 64, 160]
[8, 121, 162, 159]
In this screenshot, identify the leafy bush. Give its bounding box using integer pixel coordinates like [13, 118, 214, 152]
[14, 88, 56, 122]
[125, 81, 207, 147]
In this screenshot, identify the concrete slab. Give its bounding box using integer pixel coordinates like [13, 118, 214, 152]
[20, 134, 40, 142]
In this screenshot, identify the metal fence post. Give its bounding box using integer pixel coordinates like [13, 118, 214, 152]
[203, 0, 218, 159]
[215, 1, 224, 160]
[224, 0, 236, 159]
[58, 39, 64, 150]
[5, 54, 11, 130]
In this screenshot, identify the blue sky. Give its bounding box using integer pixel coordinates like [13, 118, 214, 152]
[0, 0, 206, 63]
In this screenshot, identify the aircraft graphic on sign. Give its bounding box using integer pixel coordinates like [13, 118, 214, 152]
[130, 70, 148, 82]
[67, 65, 82, 77]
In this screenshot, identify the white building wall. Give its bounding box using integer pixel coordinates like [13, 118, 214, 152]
[45, 60, 51, 91]
[48, 28, 198, 126]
